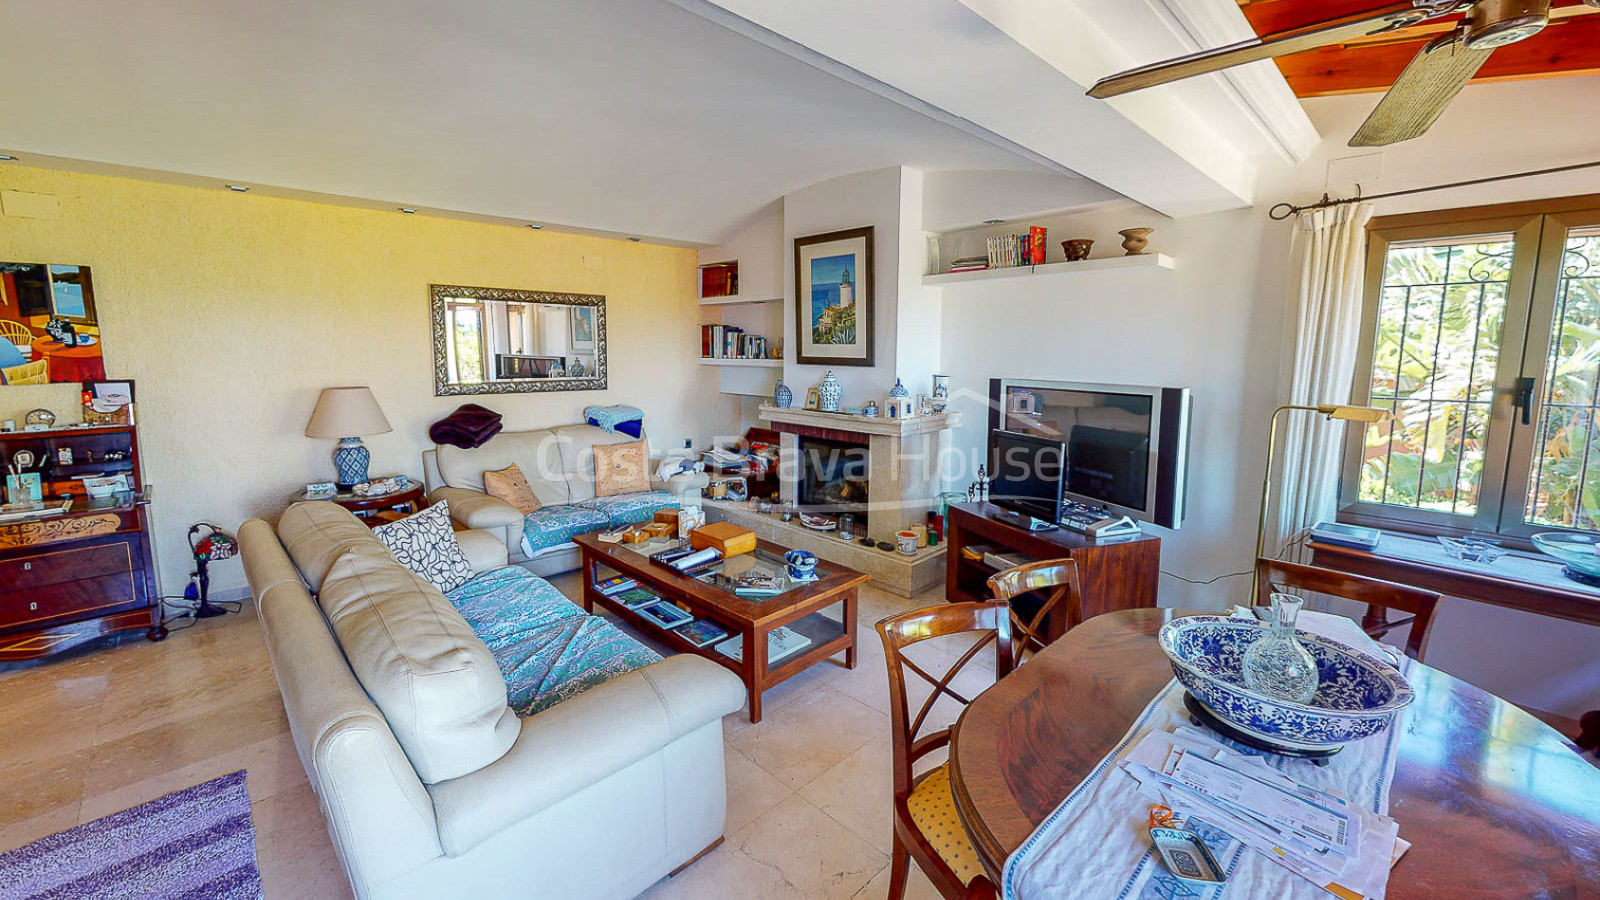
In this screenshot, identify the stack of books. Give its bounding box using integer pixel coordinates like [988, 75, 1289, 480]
[986, 226, 1047, 268]
[700, 325, 772, 360]
[946, 256, 989, 274]
[595, 575, 638, 596]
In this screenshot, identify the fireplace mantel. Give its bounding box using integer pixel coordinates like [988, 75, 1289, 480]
[758, 405, 962, 436]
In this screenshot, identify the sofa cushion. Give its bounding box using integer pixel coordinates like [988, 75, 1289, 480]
[593, 439, 651, 498]
[584, 491, 681, 528]
[551, 424, 644, 504]
[317, 548, 519, 784]
[436, 429, 571, 507]
[277, 501, 394, 592]
[521, 505, 610, 554]
[483, 464, 542, 515]
[447, 566, 661, 716]
[372, 502, 476, 593]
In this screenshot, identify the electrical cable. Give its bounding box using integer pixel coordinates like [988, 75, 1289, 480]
[1160, 569, 1251, 586]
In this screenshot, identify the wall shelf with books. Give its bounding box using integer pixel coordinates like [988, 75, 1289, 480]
[699, 358, 782, 368]
[699, 295, 781, 307]
[923, 253, 1175, 286]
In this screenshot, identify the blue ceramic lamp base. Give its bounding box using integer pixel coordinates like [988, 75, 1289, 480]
[332, 436, 371, 489]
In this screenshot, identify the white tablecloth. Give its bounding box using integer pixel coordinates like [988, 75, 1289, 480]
[1000, 611, 1409, 900]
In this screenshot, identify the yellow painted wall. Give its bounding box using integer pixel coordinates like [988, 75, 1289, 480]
[0, 164, 736, 596]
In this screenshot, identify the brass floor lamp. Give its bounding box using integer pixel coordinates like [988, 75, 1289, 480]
[1254, 404, 1392, 601]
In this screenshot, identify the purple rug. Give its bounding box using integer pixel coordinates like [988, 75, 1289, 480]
[0, 770, 263, 899]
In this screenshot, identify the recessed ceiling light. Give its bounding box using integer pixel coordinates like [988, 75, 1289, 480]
[527, 223, 543, 230]
[0, 154, 16, 161]
[983, 218, 1005, 225]
[398, 207, 417, 214]
[628, 237, 642, 242]
[227, 184, 250, 193]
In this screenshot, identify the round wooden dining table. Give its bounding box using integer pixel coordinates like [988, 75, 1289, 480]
[948, 608, 1600, 898]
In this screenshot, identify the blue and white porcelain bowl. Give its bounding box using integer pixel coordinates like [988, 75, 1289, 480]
[1158, 616, 1414, 751]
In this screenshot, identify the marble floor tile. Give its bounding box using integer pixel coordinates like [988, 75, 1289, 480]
[852, 856, 947, 900]
[78, 731, 306, 823]
[252, 781, 352, 900]
[799, 735, 895, 854]
[728, 794, 888, 900]
[727, 686, 889, 791]
[723, 743, 794, 833]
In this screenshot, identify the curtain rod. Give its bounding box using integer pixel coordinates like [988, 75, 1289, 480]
[1268, 160, 1600, 221]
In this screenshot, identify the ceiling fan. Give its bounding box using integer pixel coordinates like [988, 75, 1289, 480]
[1089, 0, 1599, 147]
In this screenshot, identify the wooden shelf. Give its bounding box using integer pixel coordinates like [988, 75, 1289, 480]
[698, 295, 781, 307]
[923, 253, 1175, 286]
[700, 357, 782, 368]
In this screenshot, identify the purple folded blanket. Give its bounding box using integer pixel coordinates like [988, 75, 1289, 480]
[430, 403, 503, 449]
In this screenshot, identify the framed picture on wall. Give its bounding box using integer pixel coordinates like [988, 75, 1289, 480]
[794, 227, 873, 367]
[570, 306, 596, 351]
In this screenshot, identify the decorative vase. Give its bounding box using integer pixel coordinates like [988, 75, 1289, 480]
[1241, 593, 1320, 704]
[774, 379, 793, 409]
[332, 437, 372, 489]
[1118, 227, 1155, 256]
[889, 378, 909, 399]
[1061, 239, 1094, 261]
[931, 374, 950, 412]
[817, 370, 842, 412]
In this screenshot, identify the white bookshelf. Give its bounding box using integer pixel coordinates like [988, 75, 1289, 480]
[923, 253, 1175, 286]
[699, 357, 782, 368]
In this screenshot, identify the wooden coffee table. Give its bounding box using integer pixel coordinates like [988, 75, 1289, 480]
[575, 532, 867, 722]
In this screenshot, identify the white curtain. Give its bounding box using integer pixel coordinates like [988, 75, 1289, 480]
[1271, 202, 1375, 560]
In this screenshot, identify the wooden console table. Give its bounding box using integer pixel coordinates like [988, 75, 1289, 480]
[1310, 532, 1600, 753]
[944, 502, 1160, 642]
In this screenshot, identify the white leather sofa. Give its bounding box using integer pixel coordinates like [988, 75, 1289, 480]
[423, 423, 707, 576]
[240, 501, 744, 900]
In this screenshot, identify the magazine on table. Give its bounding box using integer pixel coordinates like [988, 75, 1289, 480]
[611, 588, 661, 610]
[714, 625, 812, 663]
[635, 601, 693, 629]
[678, 619, 731, 648]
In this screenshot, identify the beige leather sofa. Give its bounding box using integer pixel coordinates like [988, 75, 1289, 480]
[423, 423, 707, 576]
[240, 501, 744, 900]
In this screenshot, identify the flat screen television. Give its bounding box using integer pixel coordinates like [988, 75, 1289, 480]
[988, 378, 1192, 530]
[989, 430, 1066, 523]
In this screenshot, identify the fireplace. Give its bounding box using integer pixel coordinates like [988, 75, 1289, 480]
[797, 435, 870, 514]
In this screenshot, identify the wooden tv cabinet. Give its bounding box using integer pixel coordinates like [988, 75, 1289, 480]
[944, 502, 1160, 643]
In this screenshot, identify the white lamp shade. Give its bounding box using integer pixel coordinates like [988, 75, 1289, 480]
[305, 387, 393, 438]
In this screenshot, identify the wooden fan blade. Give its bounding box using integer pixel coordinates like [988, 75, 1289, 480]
[1348, 32, 1494, 146]
[1087, 1, 1467, 99]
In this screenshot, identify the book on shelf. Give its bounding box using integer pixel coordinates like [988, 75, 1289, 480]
[700, 324, 772, 360]
[612, 587, 662, 610]
[595, 575, 638, 596]
[985, 226, 1048, 269]
[715, 625, 813, 664]
[678, 619, 732, 648]
[636, 600, 695, 629]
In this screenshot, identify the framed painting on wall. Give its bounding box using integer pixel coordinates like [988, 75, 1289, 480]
[794, 227, 873, 367]
[570, 306, 596, 351]
[0, 262, 106, 385]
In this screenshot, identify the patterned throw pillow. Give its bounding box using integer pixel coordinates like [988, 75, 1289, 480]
[593, 439, 651, 498]
[372, 501, 476, 593]
[483, 464, 541, 515]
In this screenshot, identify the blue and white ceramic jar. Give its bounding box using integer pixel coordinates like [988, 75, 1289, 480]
[774, 379, 793, 408]
[889, 378, 909, 399]
[818, 371, 842, 412]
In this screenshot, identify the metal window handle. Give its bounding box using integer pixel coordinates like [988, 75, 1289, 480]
[1513, 377, 1536, 426]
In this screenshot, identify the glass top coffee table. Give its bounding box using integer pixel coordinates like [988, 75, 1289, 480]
[574, 531, 868, 722]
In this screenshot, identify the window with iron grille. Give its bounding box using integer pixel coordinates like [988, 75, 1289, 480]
[1342, 199, 1600, 542]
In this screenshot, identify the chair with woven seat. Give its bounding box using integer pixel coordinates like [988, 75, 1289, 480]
[0, 320, 34, 344]
[1255, 558, 1442, 660]
[987, 557, 1082, 677]
[879, 601, 1012, 900]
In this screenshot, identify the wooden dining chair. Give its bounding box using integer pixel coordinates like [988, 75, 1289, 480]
[1255, 558, 1443, 660]
[987, 557, 1082, 677]
[878, 602, 1012, 900]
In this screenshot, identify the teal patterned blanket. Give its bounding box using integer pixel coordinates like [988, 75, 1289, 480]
[446, 565, 661, 717]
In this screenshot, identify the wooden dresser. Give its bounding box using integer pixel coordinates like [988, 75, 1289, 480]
[0, 424, 163, 659]
[945, 501, 1160, 644]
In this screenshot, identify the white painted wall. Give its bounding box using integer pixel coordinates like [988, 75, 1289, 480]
[937, 75, 1600, 718]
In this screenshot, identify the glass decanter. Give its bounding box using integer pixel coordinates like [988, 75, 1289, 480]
[1241, 593, 1320, 703]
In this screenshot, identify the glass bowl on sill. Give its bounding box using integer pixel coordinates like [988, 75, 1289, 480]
[1530, 532, 1600, 586]
[1436, 534, 1507, 564]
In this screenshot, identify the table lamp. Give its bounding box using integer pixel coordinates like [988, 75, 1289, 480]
[1254, 403, 1392, 599]
[306, 386, 392, 488]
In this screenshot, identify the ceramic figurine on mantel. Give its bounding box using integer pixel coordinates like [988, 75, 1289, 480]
[931, 374, 950, 413]
[1119, 227, 1155, 256]
[886, 378, 916, 419]
[817, 370, 842, 412]
[773, 378, 793, 409]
